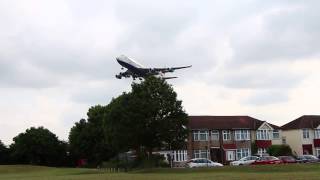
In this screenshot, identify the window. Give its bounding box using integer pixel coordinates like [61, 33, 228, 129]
[223, 130, 231, 141]
[236, 148, 250, 160]
[256, 129, 270, 140]
[257, 148, 267, 155]
[193, 150, 209, 159]
[316, 148, 320, 157]
[272, 130, 280, 139]
[193, 130, 209, 141]
[303, 129, 310, 139]
[211, 130, 219, 140]
[282, 137, 286, 144]
[173, 150, 188, 162]
[315, 129, 320, 139]
[226, 151, 235, 161]
[234, 130, 250, 141]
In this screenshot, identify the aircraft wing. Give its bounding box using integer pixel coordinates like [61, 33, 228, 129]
[152, 65, 192, 73]
[162, 76, 178, 80]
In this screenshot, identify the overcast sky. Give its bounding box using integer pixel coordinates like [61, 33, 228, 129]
[1, 0, 320, 144]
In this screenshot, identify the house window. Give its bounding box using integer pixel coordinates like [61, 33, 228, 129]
[316, 148, 320, 157]
[226, 151, 235, 161]
[193, 150, 209, 159]
[257, 148, 267, 155]
[236, 148, 250, 160]
[222, 130, 231, 141]
[234, 130, 250, 141]
[256, 129, 270, 140]
[282, 137, 286, 144]
[315, 129, 320, 139]
[173, 150, 188, 162]
[193, 130, 209, 141]
[303, 129, 310, 139]
[211, 130, 219, 140]
[272, 130, 280, 139]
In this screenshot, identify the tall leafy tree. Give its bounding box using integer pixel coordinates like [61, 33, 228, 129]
[69, 105, 114, 166]
[105, 76, 189, 156]
[0, 140, 9, 164]
[10, 127, 67, 166]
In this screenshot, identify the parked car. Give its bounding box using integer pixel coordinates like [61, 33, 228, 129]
[230, 156, 259, 166]
[278, 156, 297, 164]
[296, 155, 320, 163]
[186, 158, 223, 168]
[251, 156, 282, 165]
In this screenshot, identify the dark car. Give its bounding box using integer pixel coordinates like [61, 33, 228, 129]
[278, 156, 297, 164]
[297, 155, 320, 163]
[251, 156, 282, 165]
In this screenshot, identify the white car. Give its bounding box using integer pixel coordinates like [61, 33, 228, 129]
[230, 156, 259, 166]
[186, 158, 223, 168]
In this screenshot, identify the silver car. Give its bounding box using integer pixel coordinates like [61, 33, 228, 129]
[186, 158, 223, 168]
[230, 156, 259, 166]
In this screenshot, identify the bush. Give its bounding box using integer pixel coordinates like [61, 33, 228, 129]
[267, 145, 292, 156]
[102, 153, 169, 171]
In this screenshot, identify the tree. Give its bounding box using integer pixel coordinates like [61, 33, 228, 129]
[10, 127, 67, 166]
[0, 140, 9, 164]
[104, 76, 189, 156]
[267, 145, 293, 156]
[69, 105, 115, 166]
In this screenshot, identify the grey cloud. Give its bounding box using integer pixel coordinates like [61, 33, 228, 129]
[229, 1, 320, 65]
[243, 90, 289, 106]
[220, 69, 303, 89]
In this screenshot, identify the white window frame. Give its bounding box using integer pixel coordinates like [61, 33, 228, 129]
[222, 130, 231, 141]
[257, 148, 267, 156]
[173, 150, 188, 162]
[193, 150, 209, 159]
[315, 129, 320, 139]
[282, 137, 286, 144]
[211, 130, 219, 140]
[303, 129, 310, 139]
[256, 129, 271, 140]
[193, 130, 209, 141]
[316, 148, 320, 157]
[236, 148, 250, 160]
[226, 150, 235, 161]
[234, 130, 250, 141]
[272, 130, 280, 139]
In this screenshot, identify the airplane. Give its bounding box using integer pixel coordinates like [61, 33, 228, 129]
[115, 55, 192, 80]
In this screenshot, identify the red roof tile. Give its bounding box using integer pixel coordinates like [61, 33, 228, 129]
[281, 115, 320, 130]
[188, 116, 280, 130]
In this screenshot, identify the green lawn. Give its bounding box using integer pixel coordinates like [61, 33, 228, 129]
[1, 164, 320, 180]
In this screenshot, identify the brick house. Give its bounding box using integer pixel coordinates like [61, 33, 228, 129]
[281, 115, 320, 157]
[187, 116, 281, 164]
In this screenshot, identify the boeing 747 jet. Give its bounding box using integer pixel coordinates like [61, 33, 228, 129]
[115, 55, 191, 80]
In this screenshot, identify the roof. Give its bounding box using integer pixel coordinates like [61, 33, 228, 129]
[188, 116, 280, 130]
[281, 115, 320, 130]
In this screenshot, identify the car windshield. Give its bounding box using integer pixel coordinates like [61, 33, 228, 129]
[306, 155, 317, 159]
[240, 157, 248, 161]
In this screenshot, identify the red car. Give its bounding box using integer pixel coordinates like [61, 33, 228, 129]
[251, 156, 282, 165]
[278, 156, 297, 164]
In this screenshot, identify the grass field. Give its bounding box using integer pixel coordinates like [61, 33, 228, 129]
[1, 164, 320, 180]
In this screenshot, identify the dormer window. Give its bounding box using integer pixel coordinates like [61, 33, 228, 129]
[256, 129, 270, 140]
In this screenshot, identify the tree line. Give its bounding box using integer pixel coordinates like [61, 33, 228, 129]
[0, 77, 189, 167]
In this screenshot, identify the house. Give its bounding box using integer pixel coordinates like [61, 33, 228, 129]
[187, 116, 282, 164]
[281, 115, 320, 157]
